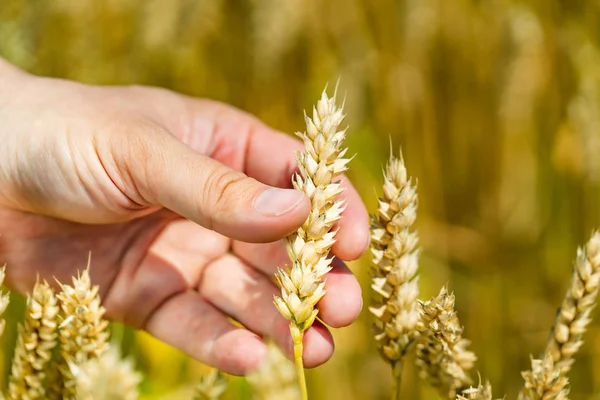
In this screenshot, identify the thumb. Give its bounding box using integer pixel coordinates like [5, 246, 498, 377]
[115, 128, 310, 243]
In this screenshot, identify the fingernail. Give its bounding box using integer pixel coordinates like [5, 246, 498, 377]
[253, 188, 305, 216]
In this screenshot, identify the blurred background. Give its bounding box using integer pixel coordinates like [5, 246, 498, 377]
[1, 0, 600, 398]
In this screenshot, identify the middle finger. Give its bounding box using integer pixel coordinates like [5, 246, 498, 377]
[197, 253, 335, 367]
[232, 240, 363, 328]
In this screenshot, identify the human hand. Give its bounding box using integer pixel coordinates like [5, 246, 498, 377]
[0, 59, 369, 375]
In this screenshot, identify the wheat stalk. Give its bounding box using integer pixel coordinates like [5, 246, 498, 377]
[55, 267, 110, 399]
[193, 369, 228, 400]
[518, 354, 569, 400]
[8, 280, 59, 400]
[416, 286, 476, 399]
[73, 347, 141, 400]
[247, 341, 301, 400]
[273, 86, 349, 399]
[369, 151, 420, 398]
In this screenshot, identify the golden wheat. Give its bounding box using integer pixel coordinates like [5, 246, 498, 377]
[247, 342, 300, 400]
[543, 231, 600, 375]
[518, 232, 600, 398]
[416, 286, 476, 399]
[0, 266, 10, 338]
[518, 354, 569, 400]
[369, 152, 420, 397]
[0, 266, 10, 400]
[193, 368, 228, 400]
[55, 268, 110, 399]
[273, 87, 349, 398]
[8, 280, 59, 400]
[73, 347, 141, 400]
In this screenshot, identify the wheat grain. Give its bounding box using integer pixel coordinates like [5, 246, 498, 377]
[456, 381, 493, 400]
[56, 268, 110, 399]
[544, 231, 600, 374]
[193, 369, 227, 400]
[8, 280, 59, 400]
[273, 86, 349, 398]
[416, 286, 476, 399]
[247, 342, 301, 400]
[518, 354, 569, 400]
[369, 152, 420, 393]
[73, 347, 141, 400]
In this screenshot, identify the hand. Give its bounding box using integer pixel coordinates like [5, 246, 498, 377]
[0, 59, 369, 374]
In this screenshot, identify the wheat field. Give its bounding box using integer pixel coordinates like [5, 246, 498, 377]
[1, 0, 600, 399]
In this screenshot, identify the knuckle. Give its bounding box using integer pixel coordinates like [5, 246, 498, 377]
[114, 122, 170, 201]
[202, 168, 249, 213]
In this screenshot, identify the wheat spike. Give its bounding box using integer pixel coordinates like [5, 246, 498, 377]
[369, 152, 420, 394]
[416, 286, 476, 399]
[0, 266, 11, 399]
[8, 280, 59, 400]
[518, 354, 569, 400]
[193, 369, 227, 400]
[273, 86, 349, 399]
[56, 268, 110, 399]
[518, 232, 600, 398]
[0, 266, 10, 338]
[544, 231, 600, 374]
[247, 342, 301, 400]
[72, 347, 141, 400]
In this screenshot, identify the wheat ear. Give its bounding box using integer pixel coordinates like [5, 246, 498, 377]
[545, 231, 600, 373]
[518, 232, 600, 398]
[518, 354, 569, 400]
[194, 369, 228, 400]
[73, 347, 141, 400]
[273, 87, 349, 399]
[416, 286, 477, 399]
[56, 267, 110, 399]
[369, 152, 420, 398]
[8, 280, 59, 400]
[0, 266, 10, 337]
[247, 341, 301, 400]
[0, 266, 10, 400]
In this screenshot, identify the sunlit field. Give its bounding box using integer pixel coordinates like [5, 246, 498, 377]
[1, 1, 600, 398]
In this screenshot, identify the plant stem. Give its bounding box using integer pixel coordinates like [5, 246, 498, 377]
[292, 326, 308, 400]
[391, 360, 403, 400]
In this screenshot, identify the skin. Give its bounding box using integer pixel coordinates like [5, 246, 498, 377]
[0, 58, 369, 375]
